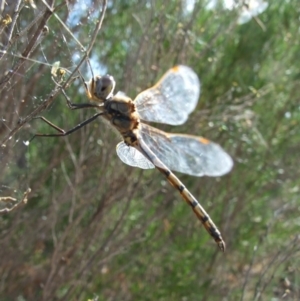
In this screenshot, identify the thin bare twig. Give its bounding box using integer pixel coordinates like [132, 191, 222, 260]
[0, 0, 23, 56]
[1, 84, 61, 146]
[0, 0, 107, 147]
[240, 245, 259, 301]
[0, 2, 55, 86]
[0, 196, 17, 202]
[0, 188, 31, 214]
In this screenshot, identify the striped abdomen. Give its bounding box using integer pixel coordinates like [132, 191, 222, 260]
[138, 139, 226, 252]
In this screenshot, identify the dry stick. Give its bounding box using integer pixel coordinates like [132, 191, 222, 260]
[5, 8, 48, 52]
[240, 245, 259, 301]
[0, 0, 23, 58]
[41, 0, 85, 51]
[0, 188, 31, 214]
[40, 0, 106, 83]
[57, 178, 131, 275]
[172, 0, 202, 65]
[78, 204, 168, 300]
[1, 0, 107, 148]
[40, 2, 108, 300]
[76, 174, 163, 298]
[0, 2, 54, 86]
[0, 0, 5, 15]
[253, 236, 300, 301]
[0, 196, 16, 202]
[0, 3, 68, 146]
[1, 84, 61, 146]
[74, 196, 141, 298]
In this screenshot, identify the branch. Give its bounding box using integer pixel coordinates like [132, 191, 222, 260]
[0, 188, 31, 214]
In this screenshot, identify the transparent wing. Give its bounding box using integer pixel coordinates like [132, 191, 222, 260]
[116, 141, 155, 169]
[134, 65, 200, 125]
[140, 124, 233, 177]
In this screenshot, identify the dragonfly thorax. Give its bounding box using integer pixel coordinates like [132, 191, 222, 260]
[105, 95, 135, 116]
[104, 95, 140, 146]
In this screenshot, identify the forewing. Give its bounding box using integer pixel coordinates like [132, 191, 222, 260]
[116, 141, 155, 169]
[134, 65, 200, 125]
[140, 124, 233, 177]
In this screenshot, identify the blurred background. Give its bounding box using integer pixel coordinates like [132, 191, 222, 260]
[0, 0, 299, 300]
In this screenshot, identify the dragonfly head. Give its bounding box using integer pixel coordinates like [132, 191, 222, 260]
[86, 74, 116, 103]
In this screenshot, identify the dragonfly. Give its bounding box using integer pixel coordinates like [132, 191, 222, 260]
[31, 65, 233, 251]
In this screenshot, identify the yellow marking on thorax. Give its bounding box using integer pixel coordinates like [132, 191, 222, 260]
[171, 65, 180, 72]
[199, 137, 210, 144]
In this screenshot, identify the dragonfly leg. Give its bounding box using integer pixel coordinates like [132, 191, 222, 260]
[30, 112, 103, 142]
[61, 89, 102, 110]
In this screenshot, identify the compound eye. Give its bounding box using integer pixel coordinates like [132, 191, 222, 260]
[94, 75, 115, 100]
